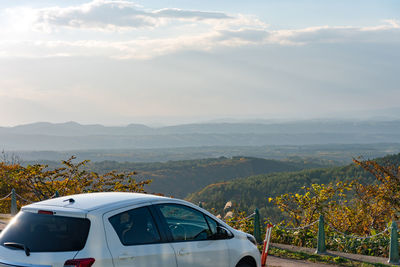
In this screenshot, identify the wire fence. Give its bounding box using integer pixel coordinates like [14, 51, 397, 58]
[227, 208, 400, 263]
[0, 192, 12, 202]
[0, 189, 60, 215]
[269, 219, 389, 239]
[223, 212, 256, 224]
[327, 222, 390, 240]
[244, 212, 256, 220]
[271, 219, 318, 231]
[14, 192, 33, 203]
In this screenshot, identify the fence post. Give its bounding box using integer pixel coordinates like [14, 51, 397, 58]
[254, 208, 262, 243]
[389, 221, 399, 264]
[11, 189, 17, 215]
[315, 215, 326, 254]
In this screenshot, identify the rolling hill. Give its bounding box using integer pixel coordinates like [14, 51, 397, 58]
[86, 156, 332, 198]
[186, 153, 400, 220]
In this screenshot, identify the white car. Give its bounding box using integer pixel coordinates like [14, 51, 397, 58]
[0, 192, 260, 267]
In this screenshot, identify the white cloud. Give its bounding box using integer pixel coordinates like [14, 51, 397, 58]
[33, 0, 232, 32]
[153, 8, 231, 20]
[268, 22, 400, 45]
[0, 0, 399, 59]
[1, 21, 399, 59]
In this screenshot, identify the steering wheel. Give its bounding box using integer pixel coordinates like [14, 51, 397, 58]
[193, 229, 209, 240]
[169, 224, 186, 241]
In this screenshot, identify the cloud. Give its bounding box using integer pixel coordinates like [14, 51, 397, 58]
[215, 29, 270, 43]
[34, 0, 232, 31]
[269, 22, 400, 45]
[0, 28, 272, 60]
[153, 8, 231, 20]
[1, 21, 399, 59]
[0, 0, 399, 59]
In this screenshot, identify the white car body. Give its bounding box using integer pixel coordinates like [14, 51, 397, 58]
[0, 192, 261, 267]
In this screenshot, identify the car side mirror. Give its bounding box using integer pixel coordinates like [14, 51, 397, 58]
[214, 226, 233, 239]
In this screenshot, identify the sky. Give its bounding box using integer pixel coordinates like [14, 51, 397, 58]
[0, 0, 399, 126]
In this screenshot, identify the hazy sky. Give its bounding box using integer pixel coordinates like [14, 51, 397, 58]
[0, 0, 399, 126]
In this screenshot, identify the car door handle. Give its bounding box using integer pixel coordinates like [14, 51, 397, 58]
[119, 253, 135, 260]
[178, 248, 191, 256]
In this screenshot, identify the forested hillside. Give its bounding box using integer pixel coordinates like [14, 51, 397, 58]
[187, 153, 400, 220]
[17, 143, 400, 163]
[86, 156, 331, 198]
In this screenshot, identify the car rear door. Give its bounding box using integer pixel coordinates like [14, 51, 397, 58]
[103, 203, 177, 267]
[154, 203, 230, 267]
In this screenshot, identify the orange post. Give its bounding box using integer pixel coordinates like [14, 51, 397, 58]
[261, 224, 273, 267]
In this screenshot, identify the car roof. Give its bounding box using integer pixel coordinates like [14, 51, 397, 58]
[23, 192, 169, 213]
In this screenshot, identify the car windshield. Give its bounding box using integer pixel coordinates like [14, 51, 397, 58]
[0, 211, 90, 253]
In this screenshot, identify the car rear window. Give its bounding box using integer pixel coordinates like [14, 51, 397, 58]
[0, 211, 90, 253]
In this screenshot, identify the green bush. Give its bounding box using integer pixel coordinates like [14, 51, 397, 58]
[270, 225, 391, 257]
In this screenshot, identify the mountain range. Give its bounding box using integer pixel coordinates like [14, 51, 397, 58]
[1, 120, 400, 150]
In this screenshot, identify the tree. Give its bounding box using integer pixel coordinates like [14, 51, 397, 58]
[269, 157, 400, 235]
[0, 156, 152, 213]
[353, 158, 400, 213]
[269, 181, 352, 227]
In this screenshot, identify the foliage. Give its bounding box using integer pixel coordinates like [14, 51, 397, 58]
[268, 247, 389, 267]
[223, 211, 392, 257]
[211, 155, 400, 258]
[354, 158, 400, 214]
[271, 224, 318, 248]
[266, 156, 400, 257]
[0, 156, 151, 213]
[269, 181, 393, 236]
[270, 226, 391, 257]
[268, 156, 400, 236]
[270, 182, 353, 227]
[225, 210, 254, 234]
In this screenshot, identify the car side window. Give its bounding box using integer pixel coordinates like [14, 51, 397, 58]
[157, 204, 211, 242]
[205, 215, 233, 240]
[109, 206, 161, 246]
[205, 215, 218, 235]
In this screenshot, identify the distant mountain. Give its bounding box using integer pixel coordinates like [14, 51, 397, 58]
[2, 120, 400, 135]
[159, 120, 400, 135]
[0, 121, 153, 136]
[1, 120, 400, 150]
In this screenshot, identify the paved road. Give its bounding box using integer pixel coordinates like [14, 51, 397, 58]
[0, 214, 12, 231]
[0, 221, 8, 231]
[267, 255, 337, 267]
